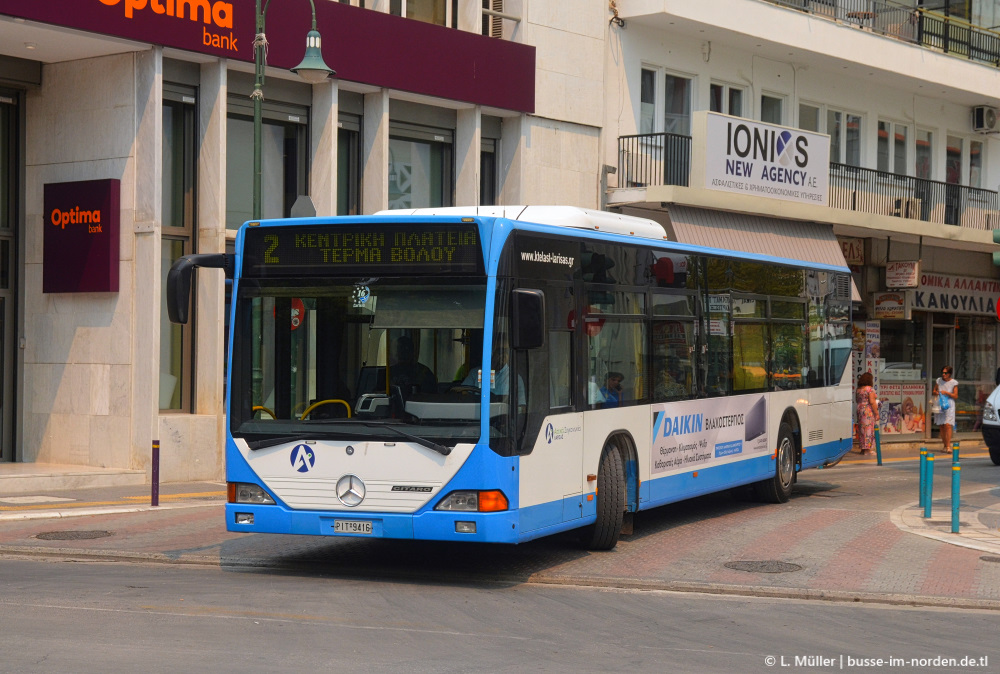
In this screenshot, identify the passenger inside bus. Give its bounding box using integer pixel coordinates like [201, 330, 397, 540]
[389, 335, 437, 395]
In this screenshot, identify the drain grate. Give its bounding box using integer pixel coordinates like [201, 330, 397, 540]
[725, 560, 802, 574]
[980, 555, 1000, 564]
[35, 530, 114, 541]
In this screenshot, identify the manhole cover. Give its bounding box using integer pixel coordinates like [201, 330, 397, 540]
[725, 560, 802, 574]
[35, 530, 114, 541]
[980, 556, 1000, 564]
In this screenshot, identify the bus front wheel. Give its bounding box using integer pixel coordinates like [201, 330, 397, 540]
[581, 442, 626, 550]
[754, 422, 796, 504]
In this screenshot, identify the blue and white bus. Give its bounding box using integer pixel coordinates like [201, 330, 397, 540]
[168, 206, 853, 549]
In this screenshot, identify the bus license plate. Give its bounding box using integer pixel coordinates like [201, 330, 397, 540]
[334, 519, 372, 535]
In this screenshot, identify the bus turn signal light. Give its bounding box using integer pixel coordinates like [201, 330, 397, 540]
[478, 490, 508, 512]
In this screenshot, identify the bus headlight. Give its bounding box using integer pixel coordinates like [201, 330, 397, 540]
[984, 401, 997, 423]
[228, 482, 276, 505]
[436, 490, 508, 512]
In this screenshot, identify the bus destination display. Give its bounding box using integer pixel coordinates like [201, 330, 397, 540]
[243, 223, 483, 277]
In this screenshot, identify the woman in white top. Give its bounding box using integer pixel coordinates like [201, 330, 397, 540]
[932, 366, 959, 454]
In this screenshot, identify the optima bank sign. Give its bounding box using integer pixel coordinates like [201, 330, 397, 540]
[704, 113, 830, 206]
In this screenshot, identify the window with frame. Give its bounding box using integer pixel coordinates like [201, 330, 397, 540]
[915, 129, 933, 179]
[970, 139, 983, 188]
[877, 120, 908, 175]
[710, 82, 743, 117]
[828, 109, 862, 166]
[226, 98, 309, 228]
[760, 94, 783, 124]
[161, 87, 197, 411]
[799, 103, 820, 132]
[338, 114, 361, 215]
[664, 73, 692, 136]
[388, 122, 454, 209]
[391, 0, 455, 27]
[640, 68, 656, 134]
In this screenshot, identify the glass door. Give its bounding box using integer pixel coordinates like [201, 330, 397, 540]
[0, 90, 18, 462]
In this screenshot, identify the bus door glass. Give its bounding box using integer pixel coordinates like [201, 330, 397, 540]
[584, 289, 646, 408]
[651, 290, 698, 401]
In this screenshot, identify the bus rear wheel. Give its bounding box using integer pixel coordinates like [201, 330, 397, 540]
[581, 442, 626, 550]
[754, 422, 796, 503]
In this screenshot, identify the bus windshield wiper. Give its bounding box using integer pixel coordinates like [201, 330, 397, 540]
[360, 422, 452, 456]
[241, 432, 334, 451]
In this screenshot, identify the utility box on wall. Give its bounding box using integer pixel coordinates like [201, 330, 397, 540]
[43, 179, 120, 293]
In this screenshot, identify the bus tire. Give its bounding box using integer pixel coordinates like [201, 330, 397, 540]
[581, 442, 626, 550]
[753, 422, 796, 504]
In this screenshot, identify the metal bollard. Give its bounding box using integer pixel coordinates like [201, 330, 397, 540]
[923, 453, 935, 518]
[874, 423, 882, 466]
[151, 439, 160, 507]
[952, 440, 960, 463]
[951, 462, 961, 534]
[919, 447, 927, 509]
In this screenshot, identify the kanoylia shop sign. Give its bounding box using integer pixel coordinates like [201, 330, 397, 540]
[43, 179, 120, 293]
[914, 272, 999, 316]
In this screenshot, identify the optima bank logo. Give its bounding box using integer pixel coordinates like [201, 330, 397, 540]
[98, 0, 239, 51]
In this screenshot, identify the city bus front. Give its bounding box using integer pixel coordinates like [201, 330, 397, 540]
[224, 217, 520, 542]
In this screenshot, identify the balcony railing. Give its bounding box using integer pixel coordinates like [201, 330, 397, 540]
[618, 133, 692, 188]
[829, 163, 998, 229]
[764, 0, 1000, 67]
[615, 133, 999, 230]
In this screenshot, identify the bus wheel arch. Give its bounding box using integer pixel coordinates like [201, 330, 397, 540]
[753, 410, 799, 503]
[580, 432, 634, 550]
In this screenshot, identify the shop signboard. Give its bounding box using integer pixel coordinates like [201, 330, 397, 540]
[839, 237, 864, 266]
[704, 113, 830, 205]
[913, 272, 1000, 316]
[43, 179, 120, 293]
[873, 291, 908, 319]
[885, 261, 919, 288]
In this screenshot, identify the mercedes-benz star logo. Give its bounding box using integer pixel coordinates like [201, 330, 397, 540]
[336, 474, 366, 507]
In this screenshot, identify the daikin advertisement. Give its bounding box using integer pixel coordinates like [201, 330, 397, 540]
[650, 394, 769, 476]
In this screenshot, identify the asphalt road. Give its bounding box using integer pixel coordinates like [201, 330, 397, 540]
[1, 558, 997, 674]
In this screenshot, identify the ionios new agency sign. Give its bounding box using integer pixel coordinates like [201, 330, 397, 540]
[43, 179, 120, 293]
[705, 113, 829, 205]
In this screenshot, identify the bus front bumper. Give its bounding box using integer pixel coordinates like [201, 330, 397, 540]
[225, 503, 520, 543]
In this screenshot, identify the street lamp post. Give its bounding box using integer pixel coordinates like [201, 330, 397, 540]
[252, 0, 335, 220]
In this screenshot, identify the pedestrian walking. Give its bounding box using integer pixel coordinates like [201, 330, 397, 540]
[932, 366, 958, 454]
[855, 372, 878, 456]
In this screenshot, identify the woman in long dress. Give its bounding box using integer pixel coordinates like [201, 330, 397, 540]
[855, 372, 877, 456]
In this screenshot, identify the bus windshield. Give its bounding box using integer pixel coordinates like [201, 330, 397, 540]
[230, 277, 489, 447]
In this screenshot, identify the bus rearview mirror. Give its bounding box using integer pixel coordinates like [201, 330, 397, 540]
[166, 253, 232, 324]
[511, 289, 545, 350]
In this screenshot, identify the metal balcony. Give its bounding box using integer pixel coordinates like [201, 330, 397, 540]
[763, 0, 1000, 67]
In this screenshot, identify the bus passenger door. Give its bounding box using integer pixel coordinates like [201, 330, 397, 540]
[516, 284, 584, 532]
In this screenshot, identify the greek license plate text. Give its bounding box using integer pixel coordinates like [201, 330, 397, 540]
[334, 520, 372, 534]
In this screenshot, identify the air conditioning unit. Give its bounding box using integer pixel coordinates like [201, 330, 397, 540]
[972, 105, 998, 133]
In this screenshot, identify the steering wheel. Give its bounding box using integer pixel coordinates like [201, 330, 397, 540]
[252, 405, 275, 419]
[300, 399, 352, 419]
[448, 385, 481, 396]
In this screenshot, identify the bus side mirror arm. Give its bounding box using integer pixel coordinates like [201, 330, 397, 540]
[166, 253, 233, 324]
[510, 288, 545, 350]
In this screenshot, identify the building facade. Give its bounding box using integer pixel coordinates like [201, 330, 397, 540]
[0, 0, 610, 481]
[605, 0, 1000, 445]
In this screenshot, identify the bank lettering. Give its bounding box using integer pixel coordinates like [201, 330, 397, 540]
[98, 0, 238, 52]
[51, 207, 103, 234]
